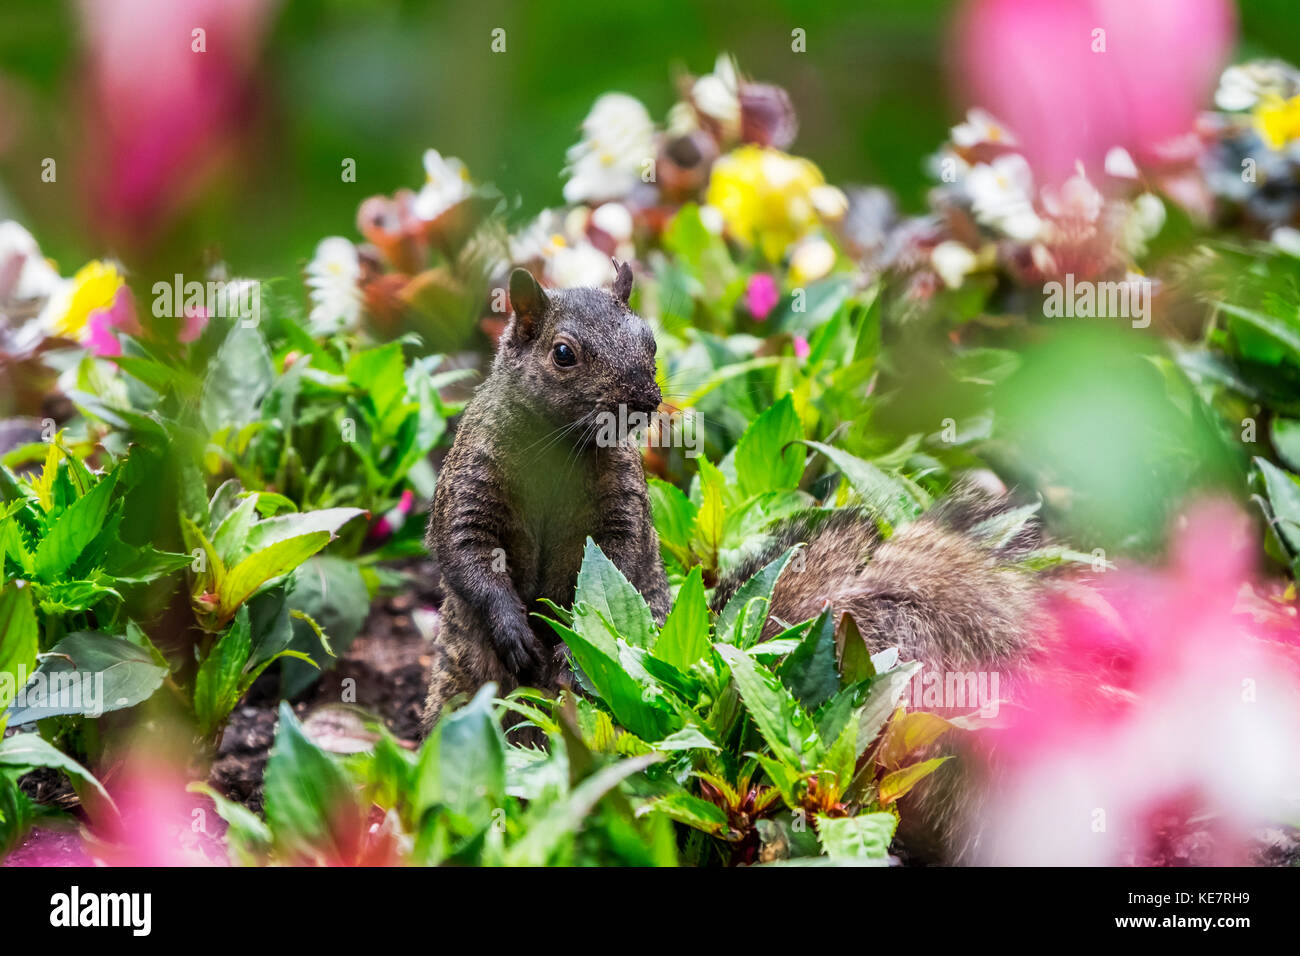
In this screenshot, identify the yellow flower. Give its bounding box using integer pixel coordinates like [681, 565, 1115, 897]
[1253, 93, 1300, 150]
[46, 260, 124, 340]
[705, 145, 844, 262]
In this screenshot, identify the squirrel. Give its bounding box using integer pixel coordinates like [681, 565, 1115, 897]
[423, 264, 671, 730]
[422, 268, 1045, 859]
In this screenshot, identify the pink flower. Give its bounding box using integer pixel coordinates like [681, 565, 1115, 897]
[954, 0, 1235, 184]
[180, 305, 209, 343]
[368, 489, 414, 543]
[792, 335, 811, 360]
[78, 0, 275, 249]
[84, 285, 140, 358]
[744, 273, 780, 321]
[974, 501, 1300, 865]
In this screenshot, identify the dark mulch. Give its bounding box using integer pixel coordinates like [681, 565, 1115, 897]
[208, 559, 441, 813]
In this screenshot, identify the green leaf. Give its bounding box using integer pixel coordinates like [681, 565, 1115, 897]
[1272, 418, 1300, 472]
[505, 752, 663, 866]
[816, 812, 896, 862]
[436, 684, 506, 827]
[799, 441, 922, 531]
[218, 531, 331, 619]
[716, 644, 822, 770]
[241, 508, 366, 555]
[777, 607, 838, 711]
[263, 702, 364, 863]
[654, 566, 710, 671]
[32, 469, 119, 580]
[735, 394, 805, 497]
[1256, 458, 1300, 556]
[648, 477, 697, 569]
[201, 323, 275, 433]
[717, 545, 798, 647]
[854, 660, 922, 758]
[648, 791, 729, 835]
[193, 607, 254, 738]
[0, 733, 115, 810]
[5, 632, 168, 725]
[574, 539, 655, 650]
[837, 613, 875, 685]
[540, 617, 677, 742]
[0, 582, 39, 713]
[878, 756, 952, 806]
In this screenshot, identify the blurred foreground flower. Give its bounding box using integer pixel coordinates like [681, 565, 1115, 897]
[976, 501, 1300, 865]
[956, 0, 1235, 184]
[78, 0, 276, 248]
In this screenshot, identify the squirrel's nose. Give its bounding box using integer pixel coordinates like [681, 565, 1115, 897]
[626, 380, 661, 415]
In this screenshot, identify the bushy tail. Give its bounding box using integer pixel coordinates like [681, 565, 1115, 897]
[712, 486, 1046, 671]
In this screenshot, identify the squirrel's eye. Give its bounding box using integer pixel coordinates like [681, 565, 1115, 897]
[552, 342, 577, 367]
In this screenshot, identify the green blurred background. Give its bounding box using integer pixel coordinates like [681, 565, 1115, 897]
[0, 0, 1297, 280]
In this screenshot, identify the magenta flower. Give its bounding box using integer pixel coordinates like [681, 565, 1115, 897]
[954, 0, 1236, 184]
[77, 0, 275, 248]
[792, 334, 811, 360]
[974, 501, 1300, 865]
[744, 273, 780, 321]
[84, 285, 140, 358]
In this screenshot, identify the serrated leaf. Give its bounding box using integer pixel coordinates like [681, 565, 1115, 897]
[654, 565, 710, 671]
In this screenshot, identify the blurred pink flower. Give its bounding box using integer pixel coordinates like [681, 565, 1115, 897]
[975, 501, 1300, 865]
[792, 334, 811, 360]
[954, 0, 1236, 184]
[78, 0, 276, 248]
[84, 285, 140, 358]
[88, 755, 225, 867]
[368, 489, 414, 542]
[180, 305, 209, 344]
[744, 273, 780, 320]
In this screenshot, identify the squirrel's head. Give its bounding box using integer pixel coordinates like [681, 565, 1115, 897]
[494, 263, 661, 430]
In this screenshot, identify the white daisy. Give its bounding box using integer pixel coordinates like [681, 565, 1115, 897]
[965, 155, 1043, 241]
[692, 53, 741, 140]
[413, 149, 472, 221]
[544, 241, 615, 289]
[563, 93, 656, 204]
[0, 220, 62, 303]
[951, 108, 1017, 149]
[304, 237, 362, 335]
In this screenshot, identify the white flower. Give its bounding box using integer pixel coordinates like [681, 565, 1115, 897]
[508, 209, 568, 264]
[1216, 65, 1259, 111]
[692, 53, 741, 140]
[563, 93, 656, 204]
[1104, 146, 1139, 180]
[0, 220, 62, 303]
[1271, 226, 1300, 258]
[1041, 163, 1103, 222]
[544, 241, 615, 289]
[965, 155, 1042, 241]
[931, 240, 978, 289]
[698, 204, 725, 234]
[951, 108, 1017, 149]
[789, 237, 836, 284]
[413, 149, 472, 221]
[1120, 193, 1166, 257]
[304, 237, 363, 335]
[590, 202, 634, 242]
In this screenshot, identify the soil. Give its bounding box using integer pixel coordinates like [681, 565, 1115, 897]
[209, 558, 442, 813]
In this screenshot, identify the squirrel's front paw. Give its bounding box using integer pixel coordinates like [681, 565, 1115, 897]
[497, 618, 546, 676]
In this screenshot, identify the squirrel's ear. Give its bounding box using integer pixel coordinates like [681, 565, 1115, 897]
[612, 259, 634, 306]
[508, 268, 547, 342]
